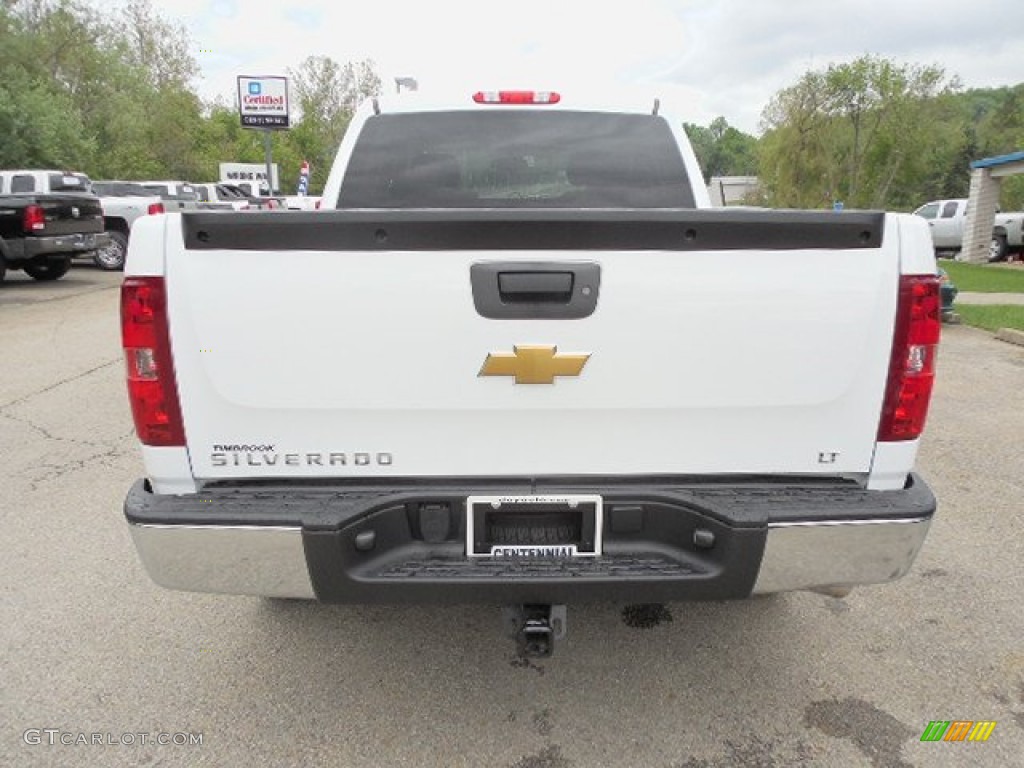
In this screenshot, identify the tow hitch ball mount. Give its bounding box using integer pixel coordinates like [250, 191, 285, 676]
[503, 604, 567, 658]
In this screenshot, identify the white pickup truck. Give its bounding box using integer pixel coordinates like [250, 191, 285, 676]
[121, 90, 940, 656]
[90, 181, 166, 271]
[136, 181, 202, 213]
[913, 198, 1024, 261]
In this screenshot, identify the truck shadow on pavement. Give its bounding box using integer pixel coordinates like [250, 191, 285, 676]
[216, 595, 921, 767]
[0, 265, 117, 303]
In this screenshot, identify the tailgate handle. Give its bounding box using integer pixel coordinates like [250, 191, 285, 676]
[471, 262, 601, 320]
[498, 271, 573, 303]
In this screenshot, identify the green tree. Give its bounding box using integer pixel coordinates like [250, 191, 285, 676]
[287, 55, 381, 193]
[0, 0, 204, 179]
[115, 0, 196, 89]
[975, 85, 1024, 210]
[684, 117, 758, 182]
[917, 85, 1024, 208]
[758, 56, 962, 210]
[0, 0, 101, 169]
[0, 73, 96, 168]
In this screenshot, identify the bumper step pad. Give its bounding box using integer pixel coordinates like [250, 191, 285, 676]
[374, 554, 704, 580]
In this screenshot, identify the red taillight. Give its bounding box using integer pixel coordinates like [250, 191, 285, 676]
[877, 275, 941, 442]
[314, 198, 322, 210]
[472, 90, 561, 105]
[23, 204, 45, 232]
[147, 202, 165, 215]
[121, 277, 185, 446]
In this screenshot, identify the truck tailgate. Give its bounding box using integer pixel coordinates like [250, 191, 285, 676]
[35, 194, 104, 235]
[160, 210, 902, 481]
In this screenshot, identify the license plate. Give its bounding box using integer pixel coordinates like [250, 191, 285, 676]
[466, 494, 603, 558]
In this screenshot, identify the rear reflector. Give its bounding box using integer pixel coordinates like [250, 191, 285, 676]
[147, 202, 165, 215]
[121, 277, 185, 446]
[473, 90, 561, 105]
[23, 204, 45, 232]
[877, 274, 941, 442]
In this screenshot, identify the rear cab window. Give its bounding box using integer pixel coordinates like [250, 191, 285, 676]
[337, 111, 695, 209]
[219, 185, 248, 199]
[94, 182, 156, 197]
[47, 173, 91, 193]
[11, 175, 36, 193]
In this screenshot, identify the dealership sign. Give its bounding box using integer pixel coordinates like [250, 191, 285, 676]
[219, 163, 279, 192]
[237, 76, 289, 129]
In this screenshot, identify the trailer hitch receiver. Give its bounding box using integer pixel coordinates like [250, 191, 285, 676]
[503, 604, 567, 658]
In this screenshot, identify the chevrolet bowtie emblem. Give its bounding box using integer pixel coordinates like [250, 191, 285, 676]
[478, 345, 591, 385]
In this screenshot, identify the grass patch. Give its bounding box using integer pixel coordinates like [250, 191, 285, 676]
[940, 261, 1024, 293]
[955, 304, 1024, 332]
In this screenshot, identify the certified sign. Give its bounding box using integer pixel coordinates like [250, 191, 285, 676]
[237, 76, 289, 129]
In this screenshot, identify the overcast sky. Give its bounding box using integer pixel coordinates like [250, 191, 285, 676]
[139, 0, 1023, 135]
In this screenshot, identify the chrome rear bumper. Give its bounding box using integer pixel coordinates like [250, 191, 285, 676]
[752, 516, 931, 595]
[128, 514, 931, 601]
[129, 524, 315, 599]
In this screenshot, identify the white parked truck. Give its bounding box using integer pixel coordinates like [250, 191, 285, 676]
[90, 181, 166, 271]
[136, 181, 201, 213]
[913, 198, 1024, 261]
[121, 90, 940, 656]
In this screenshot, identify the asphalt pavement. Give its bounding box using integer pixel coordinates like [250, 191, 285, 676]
[2, 266, 1022, 768]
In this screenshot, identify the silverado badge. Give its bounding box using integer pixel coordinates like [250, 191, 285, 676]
[478, 345, 591, 385]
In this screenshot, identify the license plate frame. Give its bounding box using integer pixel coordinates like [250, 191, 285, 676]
[466, 494, 603, 558]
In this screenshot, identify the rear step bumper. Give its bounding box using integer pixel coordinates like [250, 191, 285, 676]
[123, 475, 935, 602]
[16, 231, 110, 260]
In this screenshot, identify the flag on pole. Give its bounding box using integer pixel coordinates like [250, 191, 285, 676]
[297, 161, 310, 196]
